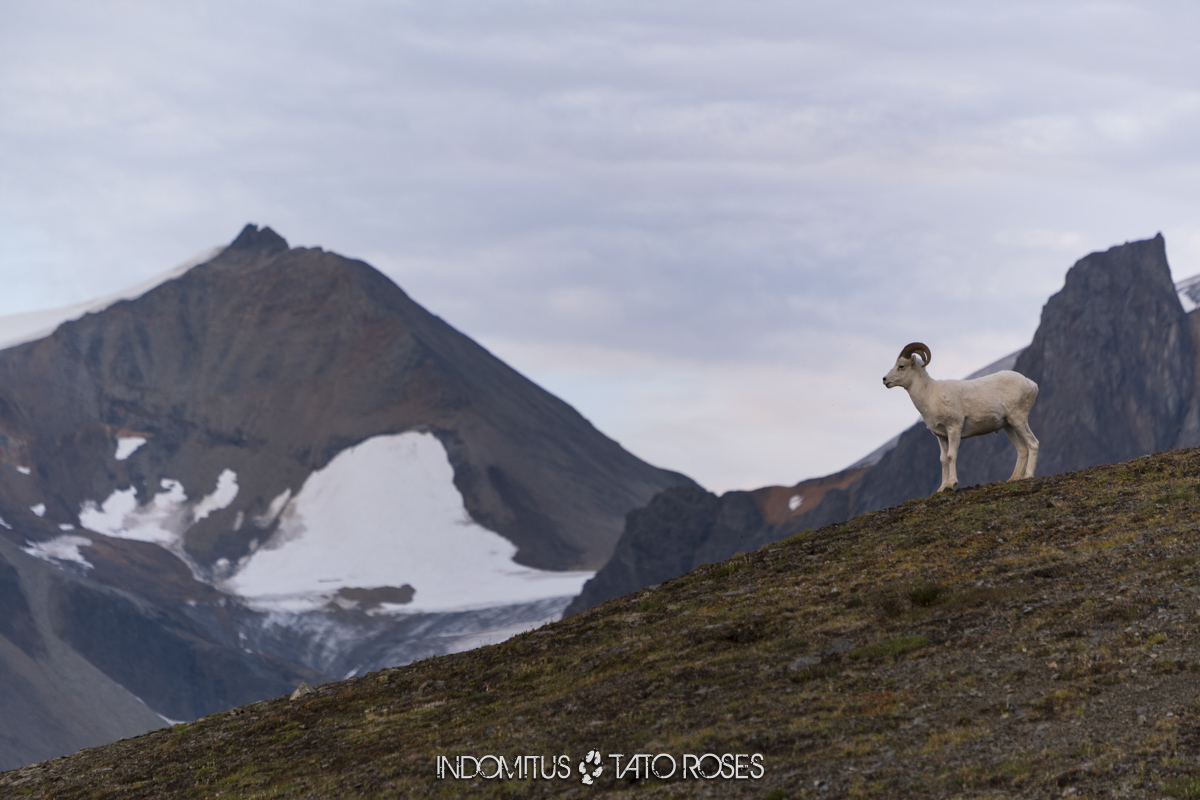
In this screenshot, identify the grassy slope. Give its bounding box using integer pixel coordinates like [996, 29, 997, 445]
[8, 450, 1200, 798]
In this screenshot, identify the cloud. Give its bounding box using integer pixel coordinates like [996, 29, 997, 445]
[4, 1, 1200, 490]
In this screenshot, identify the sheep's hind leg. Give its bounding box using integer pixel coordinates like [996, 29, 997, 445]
[1003, 424, 1028, 481]
[1014, 418, 1039, 478]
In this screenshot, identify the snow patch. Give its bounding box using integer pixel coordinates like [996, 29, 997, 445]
[193, 469, 238, 522]
[80, 481, 186, 546]
[225, 433, 594, 613]
[78, 469, 238, 548]
[30, 503, 45, 517]
[114, 437, 147, 461]
[788, 494, 803, 511]
[0, 515, 10, 530]
[15, 466, 30, 476]
[1178, 272, 1200, 313]
[254, 489, 291, 528]
[22, 535, 94, 569]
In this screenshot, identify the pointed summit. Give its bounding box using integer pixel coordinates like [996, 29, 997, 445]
[227, 223, 289, 254]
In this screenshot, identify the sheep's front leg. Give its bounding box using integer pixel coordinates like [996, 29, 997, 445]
[936, 435, 950, 492]
[942, 427, 961, 491]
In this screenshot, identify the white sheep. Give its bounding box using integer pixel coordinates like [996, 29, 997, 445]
[883, 342, 1039, 493]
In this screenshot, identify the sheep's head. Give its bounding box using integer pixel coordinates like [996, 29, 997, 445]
[882, 342, 931, 389]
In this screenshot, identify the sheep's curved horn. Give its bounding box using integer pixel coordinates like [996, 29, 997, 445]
[899, 342, 931, 366]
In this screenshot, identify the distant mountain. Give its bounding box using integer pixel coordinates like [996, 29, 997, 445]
[568, 234, 1199, 613]
[0, 224, 694, 769]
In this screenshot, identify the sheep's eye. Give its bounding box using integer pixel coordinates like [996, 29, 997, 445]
[898, 365, 905, 370]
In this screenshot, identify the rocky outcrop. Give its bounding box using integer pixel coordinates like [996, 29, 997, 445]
[1018, 234, 1193, 471]
[572, 234, 1199, 611]
[1171, 310, 1200, 449]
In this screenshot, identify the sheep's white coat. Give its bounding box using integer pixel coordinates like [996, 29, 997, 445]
[883, 350, 1039, 492]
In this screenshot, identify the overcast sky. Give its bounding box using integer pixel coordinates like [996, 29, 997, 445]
[4, 1, 1200, 493]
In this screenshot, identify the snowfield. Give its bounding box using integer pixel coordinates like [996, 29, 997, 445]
[74, 431, 591, 616]
[225, 432, 594, 613]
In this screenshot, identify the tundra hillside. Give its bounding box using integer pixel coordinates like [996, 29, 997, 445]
[8, 449, 1200, 798]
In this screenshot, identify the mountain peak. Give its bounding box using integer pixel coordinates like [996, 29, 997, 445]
[227, 224, 289, 254]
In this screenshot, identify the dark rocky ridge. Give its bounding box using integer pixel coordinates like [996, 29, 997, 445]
[571, 234, 1199, 612]
[565, 465, 865, 613]
[0, 224, 694, 768]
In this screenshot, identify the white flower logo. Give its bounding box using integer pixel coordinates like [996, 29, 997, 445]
[578, 749, 603, 785]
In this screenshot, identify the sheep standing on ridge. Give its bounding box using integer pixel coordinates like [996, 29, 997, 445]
[883, 342, 1039, 493]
